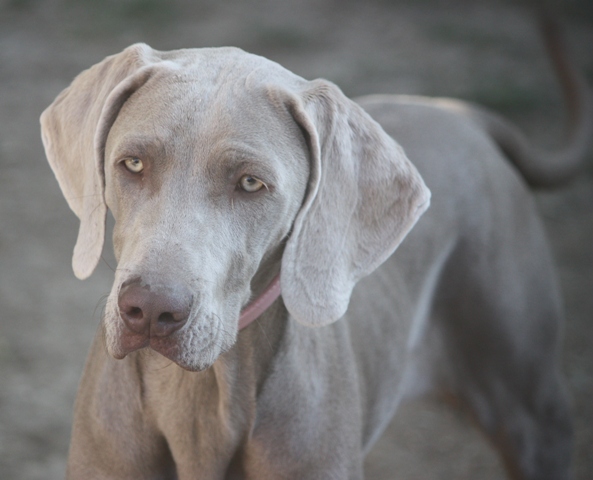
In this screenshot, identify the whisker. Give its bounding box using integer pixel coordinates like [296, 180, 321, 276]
[101, 255, 115, 272]
[93, 294, 109, 323]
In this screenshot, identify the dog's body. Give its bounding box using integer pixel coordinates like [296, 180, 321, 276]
[41, 27, 589, 480]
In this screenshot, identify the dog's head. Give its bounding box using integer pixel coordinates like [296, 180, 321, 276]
[41, 44, 430, 371]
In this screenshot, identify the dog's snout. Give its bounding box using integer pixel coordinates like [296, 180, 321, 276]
[118, 279, 192, 338]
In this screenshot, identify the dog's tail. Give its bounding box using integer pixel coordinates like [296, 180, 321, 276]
[470, 13, 592, 188]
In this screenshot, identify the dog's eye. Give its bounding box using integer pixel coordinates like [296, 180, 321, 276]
[123, 157, 144, 174]
[238, 175, 266, 193]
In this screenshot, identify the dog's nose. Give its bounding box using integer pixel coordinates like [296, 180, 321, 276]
[118, 279, 192, 338]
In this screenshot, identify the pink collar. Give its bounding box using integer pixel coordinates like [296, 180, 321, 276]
[238, 274, 282, 330]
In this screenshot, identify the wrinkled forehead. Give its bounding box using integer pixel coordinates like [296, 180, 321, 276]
[107, 48, 305, 156]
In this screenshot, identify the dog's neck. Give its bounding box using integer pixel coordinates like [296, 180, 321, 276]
[238, 273, 281, 330]
[239, 244, 285, 330]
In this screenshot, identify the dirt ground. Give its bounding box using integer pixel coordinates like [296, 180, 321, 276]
[0, 0, 591, 478]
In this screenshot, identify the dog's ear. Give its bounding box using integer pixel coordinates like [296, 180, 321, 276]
[280, 80, 431, 327]
[40, 44, 160, 279]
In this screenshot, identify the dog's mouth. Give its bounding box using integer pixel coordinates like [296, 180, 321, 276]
[111, 322, 233, 372]
[104, 291, 236, 372]
[99, 269, 244, 371]
[113, 328, 150, 357]
[104, 272, 280, 371]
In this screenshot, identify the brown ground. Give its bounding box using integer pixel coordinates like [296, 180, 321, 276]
[0, 0, 591, 478]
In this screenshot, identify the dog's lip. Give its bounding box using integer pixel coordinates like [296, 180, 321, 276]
[114, 327, 211, 370]
[148, 337, 182, 362]
[149, 336, 223, 372]
[113, 329, 180, 362]
[115, 330, 150, 358]
[111, 313, 228, 370]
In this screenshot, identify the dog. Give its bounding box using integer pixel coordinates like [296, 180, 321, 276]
[40, 18, 590, 480]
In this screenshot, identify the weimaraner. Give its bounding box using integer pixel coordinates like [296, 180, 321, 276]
[41, 20, 590, 480]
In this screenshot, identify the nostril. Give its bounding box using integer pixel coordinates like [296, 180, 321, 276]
[152, 309, 189, 338]
[127, 306, 143, 320]
[158, 312, 178, 324]
[118, 280, 151, 334]
[118, 277, 192, 338]
[120, 303, 149, 334]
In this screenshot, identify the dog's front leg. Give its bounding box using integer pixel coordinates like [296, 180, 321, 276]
[66, 332, 177, 479]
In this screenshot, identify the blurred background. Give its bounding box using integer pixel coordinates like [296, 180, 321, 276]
[0, 0, 591, 478]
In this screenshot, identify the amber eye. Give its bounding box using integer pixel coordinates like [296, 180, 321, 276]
[238, 175, 266, 193]
[123, 157, 144, 173]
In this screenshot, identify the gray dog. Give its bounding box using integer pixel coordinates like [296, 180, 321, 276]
[41, 19, 589, 480]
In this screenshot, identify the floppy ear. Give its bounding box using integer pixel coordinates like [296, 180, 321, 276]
[40, 43, 161, 279]
[280, 80, 431, 327]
